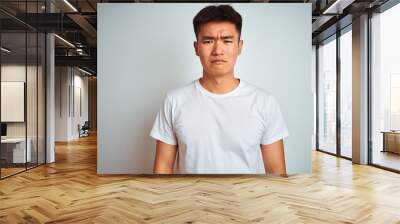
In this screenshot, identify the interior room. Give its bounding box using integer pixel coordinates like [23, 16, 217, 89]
[0, 0, 399, 223]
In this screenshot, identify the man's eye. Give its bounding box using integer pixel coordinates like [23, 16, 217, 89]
[224, 40, 233, 43]
[203, 40, 212, 44]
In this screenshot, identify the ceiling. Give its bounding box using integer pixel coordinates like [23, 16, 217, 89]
[0, 0, 394, 75]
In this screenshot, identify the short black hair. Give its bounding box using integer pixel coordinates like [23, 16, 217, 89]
[193, 5, 242, 40]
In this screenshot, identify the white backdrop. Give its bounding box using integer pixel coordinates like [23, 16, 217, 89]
[98, 3, 313, 174]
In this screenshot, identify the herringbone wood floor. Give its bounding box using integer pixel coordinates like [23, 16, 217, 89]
[1, 134, 400, 223]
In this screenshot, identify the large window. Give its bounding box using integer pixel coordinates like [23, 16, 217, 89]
[339, 28, 352, 158]
[317, 26, 353, 159]
[318, 36, 337, 155]
[371, 3, 400, 171]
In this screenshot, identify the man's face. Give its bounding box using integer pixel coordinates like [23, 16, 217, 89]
[194, 21, 243, 78]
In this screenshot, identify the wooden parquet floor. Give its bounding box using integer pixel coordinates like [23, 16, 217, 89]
[1, 134, 400, 223]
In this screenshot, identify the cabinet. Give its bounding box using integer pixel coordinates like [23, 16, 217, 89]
[382, 131, 400, 154]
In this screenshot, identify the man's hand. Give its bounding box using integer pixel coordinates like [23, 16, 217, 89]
[153, 140, 178, 174]
[261, 139, 287, 176]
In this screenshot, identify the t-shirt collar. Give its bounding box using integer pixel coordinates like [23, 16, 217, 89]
[195, 78, 243, 98]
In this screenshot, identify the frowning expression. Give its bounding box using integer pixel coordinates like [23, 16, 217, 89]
[194, 21, 243, 78]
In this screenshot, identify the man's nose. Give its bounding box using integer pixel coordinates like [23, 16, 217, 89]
[212, 40, 224, 55]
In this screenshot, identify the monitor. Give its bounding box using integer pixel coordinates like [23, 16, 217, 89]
[1, 123, 7, 137]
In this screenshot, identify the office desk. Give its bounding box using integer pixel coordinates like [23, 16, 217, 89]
[1, 138, 31, 163]
[381, 131, 400, 154]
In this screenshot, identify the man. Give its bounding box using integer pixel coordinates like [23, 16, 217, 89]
[150, 5, 289, 175]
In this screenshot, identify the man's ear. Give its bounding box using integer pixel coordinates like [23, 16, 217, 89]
[194, 41, 199, 56]
[238, 39, 243, 55]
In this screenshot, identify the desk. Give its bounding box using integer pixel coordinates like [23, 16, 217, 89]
[1, 138, 31, 163]
[381, 131, 400, 154]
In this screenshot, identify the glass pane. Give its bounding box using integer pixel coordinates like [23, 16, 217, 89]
[1, 31, 27, 178]
[0, 1, 46, 178]
[371, 4, 400, 171]
[27, 31, 38, 169]
[340, 29, 352, 158]
[318, 37, 337, 154]
[390, 75, 400, 130]
[38, 33, 45, 165]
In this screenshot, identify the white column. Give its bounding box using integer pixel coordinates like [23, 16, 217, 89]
[46, 33, 55, 163]
[352, 14, 369, 164]
[45, 0, 56, 163]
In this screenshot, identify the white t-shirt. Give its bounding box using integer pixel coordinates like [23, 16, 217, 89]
[150, 78, 289, 174]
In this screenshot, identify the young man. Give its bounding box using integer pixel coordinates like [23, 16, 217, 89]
[150, 5, 289, 175]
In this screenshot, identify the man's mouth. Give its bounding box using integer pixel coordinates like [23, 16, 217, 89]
[211, 60, 226, 64]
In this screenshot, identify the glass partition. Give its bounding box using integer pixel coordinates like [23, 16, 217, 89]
[0, 31, 28, 177]
[27, 31, 38, 169]
[0, 1, 46, 179]
[38, 32, 45, 165]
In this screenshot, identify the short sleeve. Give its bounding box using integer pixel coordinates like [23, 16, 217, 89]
[150, 95, 177, 145]
[261, 96, 289, 145]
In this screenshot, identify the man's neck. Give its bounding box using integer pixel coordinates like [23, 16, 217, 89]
[199, 73, 240, 94]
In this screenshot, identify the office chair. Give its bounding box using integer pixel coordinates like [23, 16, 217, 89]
[79, 121, 90, 138]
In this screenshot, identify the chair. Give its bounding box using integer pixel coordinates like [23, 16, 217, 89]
[79, 121, 90, 138]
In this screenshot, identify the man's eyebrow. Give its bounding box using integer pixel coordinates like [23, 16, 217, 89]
[221, 36, 234, 39]
[201, 36, 215, 40]
[200, 35, 234, 40]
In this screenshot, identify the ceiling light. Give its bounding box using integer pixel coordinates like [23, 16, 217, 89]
[1, 47, 11, 53]
[63, 0, 78, 12]
[54, 34, 75, 48]
[323, 0, 341, 14]
[322, 0, 354, 15]
[78, 67, 93, 76]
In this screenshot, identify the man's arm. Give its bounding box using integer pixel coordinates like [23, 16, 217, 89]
[261, 139, 287, 176]
[153, 140, 178, 174]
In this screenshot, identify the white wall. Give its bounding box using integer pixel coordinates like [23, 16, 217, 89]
[72, 72, 89, 138]
[98, 3, 313, 174]
[55, 67, 89, 141]
[55, 67, 69, 141]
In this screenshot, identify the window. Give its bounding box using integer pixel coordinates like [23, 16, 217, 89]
[371, 3, 400, 171]
[318, 36, 337, 155]
[339, 28, 352, 158]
